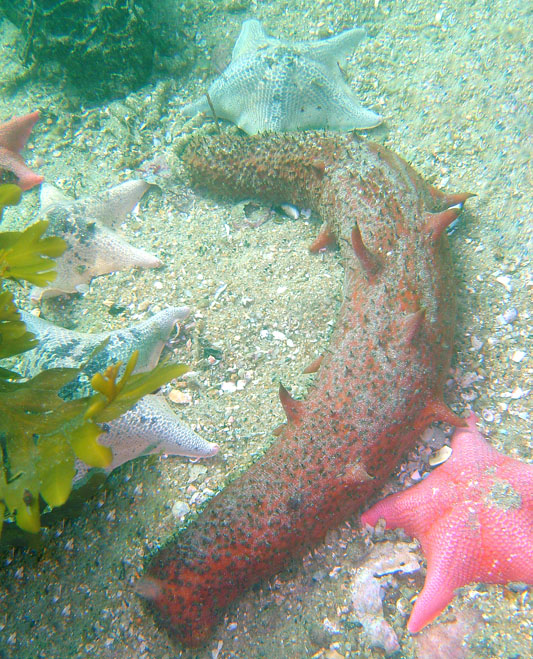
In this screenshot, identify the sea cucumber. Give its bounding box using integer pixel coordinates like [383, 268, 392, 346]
[139, 132, 471, 646]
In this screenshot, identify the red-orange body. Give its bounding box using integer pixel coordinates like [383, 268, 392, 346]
[141, 132, 469, 646]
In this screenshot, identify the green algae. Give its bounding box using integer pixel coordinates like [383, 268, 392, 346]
[0, 184, 187, 537]
[0, 0, 218, 101]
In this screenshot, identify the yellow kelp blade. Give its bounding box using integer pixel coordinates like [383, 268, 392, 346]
[37, 435, 76, 507]
[0, 183, 22, 221]
[0, 219, 66, 285]
[69, 420, 112, 468]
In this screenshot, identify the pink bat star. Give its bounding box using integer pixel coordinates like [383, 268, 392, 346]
[361, 412, 533, 633]
[0, 111, 44, 191]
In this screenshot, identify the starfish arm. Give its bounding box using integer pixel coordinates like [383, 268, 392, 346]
[101, 394, 219, 471]
[91, 226, 161, 270]
[361, 480, 456, 538]
[181, 95, 210, 118]
[232, 19, 276, 60]
[40, 182, 71, 211]
[79, 180, 151, 230]
[0, 111, 40, 153]
[299, 27, 366, 68]
[16, 311, 95, 374]
[35, 224, 160, 299]
[284, 60, 382, 131]
[327, 80, 383, 129]
[407, 574, 457, 633]
[408, 512, 483, 632]
[0, 147, 44, 191]
[200, 54, 269, 128]
[104, 306, 190, 373]
[15, 307, 189, 392]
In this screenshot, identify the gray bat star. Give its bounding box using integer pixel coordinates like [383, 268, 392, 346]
[31, 180, 161, 302]
[9, 307, 219, 478]
[182, 19, 383, 134]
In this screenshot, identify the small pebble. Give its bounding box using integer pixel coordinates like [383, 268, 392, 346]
[510, 350, 526, 363]
[497, 307, 518, 325]
[137, 300, 150, 312]
[495, 275, 513, 292]
[168, 389, 192, 404]
[471, 335, 483, 351]
[171, 501, 190, 521]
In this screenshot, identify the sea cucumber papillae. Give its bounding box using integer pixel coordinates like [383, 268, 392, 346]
[139, 132, 471, 646]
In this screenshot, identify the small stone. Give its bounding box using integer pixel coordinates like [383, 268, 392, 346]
[470, 335, 483, 351]
[495, 275, 513, 292]
[497, 307, 518, 325]
[168, 389, 192, 404]
[501, 387, 528, 400]
[137, 300, 150, 312]
[272, 330, 287, 341]
[510, 350, 526, 363]
[188, 464, 208, 482]
[171, 501, 190, 521]
[221, 381, 237, 393]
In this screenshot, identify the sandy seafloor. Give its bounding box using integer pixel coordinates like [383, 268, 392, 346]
[0, 0, 531, 657]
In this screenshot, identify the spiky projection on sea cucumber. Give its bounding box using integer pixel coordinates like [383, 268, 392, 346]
[139, 131, 471, 646]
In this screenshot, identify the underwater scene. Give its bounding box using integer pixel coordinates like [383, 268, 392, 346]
[0, 0, 531, 657]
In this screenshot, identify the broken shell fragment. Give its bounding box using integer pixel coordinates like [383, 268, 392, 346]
[429, 445, 452, 467]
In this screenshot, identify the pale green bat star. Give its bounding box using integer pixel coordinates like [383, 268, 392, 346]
[31, 180, 161, 302]
[182, 19, 382, 134]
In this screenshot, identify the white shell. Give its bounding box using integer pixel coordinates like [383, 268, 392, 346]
[429, 445, 452, 466]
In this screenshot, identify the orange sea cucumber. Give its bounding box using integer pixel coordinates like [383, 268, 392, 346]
[139, 132, 471, 646]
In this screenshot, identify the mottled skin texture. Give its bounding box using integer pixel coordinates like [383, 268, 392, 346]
[142, 132, 469, 646]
